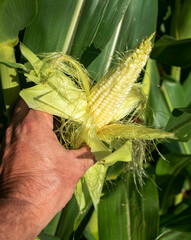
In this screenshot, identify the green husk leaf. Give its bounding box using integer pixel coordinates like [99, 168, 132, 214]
[76, 126, 110, 211]
[101, 141, 132, 167]
[112, 85, 146, 121]
[85, 163, 107, 212]
[0, 59, 27, 70]
[74, 177, 92, 230]
[20, 73, 87, 122]
[98, 123, 175, 142]
[20, 43, 43, 74]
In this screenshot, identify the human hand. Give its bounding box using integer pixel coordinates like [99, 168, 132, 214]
[0, 99, 95, 240]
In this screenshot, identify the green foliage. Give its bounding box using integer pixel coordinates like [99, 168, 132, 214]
[0, 0, 37, 46]
[0, 0, 37, 118]
[151, 36, 191, 67]
[1, 0, 191, 240]
[98, 173, 159, 240]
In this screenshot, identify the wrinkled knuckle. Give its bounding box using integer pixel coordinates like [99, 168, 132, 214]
[19, 117, 38, 136]
[14, 122, 31, 138]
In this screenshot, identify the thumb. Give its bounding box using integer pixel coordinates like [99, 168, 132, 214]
[71, 145, 96, 176]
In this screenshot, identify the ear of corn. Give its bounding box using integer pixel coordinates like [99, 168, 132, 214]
[0, 33, 175, 212]
[88, 33, 155, 129]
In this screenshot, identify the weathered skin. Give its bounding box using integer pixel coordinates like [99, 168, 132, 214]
[0, 99, 95, 240]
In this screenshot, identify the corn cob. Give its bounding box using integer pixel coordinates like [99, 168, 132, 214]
[89, 33, 155, 130]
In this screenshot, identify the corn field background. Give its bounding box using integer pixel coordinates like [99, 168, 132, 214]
[1, 0, 191, 239]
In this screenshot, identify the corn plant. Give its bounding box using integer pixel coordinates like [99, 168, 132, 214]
[1, 1, 191, 240]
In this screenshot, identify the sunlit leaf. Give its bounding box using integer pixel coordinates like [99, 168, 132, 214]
[98, 172, 159, 240]
[156, 153, 191, 213]
[166, 106, 191, 142]
[0, 0, 37, 46]
[145, 60, 170, 128]
[151, 35, 191, 67]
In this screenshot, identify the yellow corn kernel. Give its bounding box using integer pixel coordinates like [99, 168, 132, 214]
[89, 33, 154, 129]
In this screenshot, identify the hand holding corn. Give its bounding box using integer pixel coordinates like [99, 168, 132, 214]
[0, 33, 175, 221]
[0, 99, 95, 240]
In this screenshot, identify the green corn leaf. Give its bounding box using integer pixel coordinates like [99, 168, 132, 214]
[87, 19, 124, 80]
[24, 0, 84, 54]
[162, 77, 187, 112]
[156, 153, 191, 213]
[145, 60, 171, 128]
[158, 230, 191, 240]
[182, 71, 191, 105]
[171, 0, 191, 40]
[98, 180, 129, 240]
[160, 204, 191, 232]
[98, 172, 159, 240]
[55, 195, 79, 239]
[0, 0, 37, 118]
[115, 0, 157, 52]
[84, 210, 99, 240]
[70, 0, 109, 58]
[38, 233, 60, 240]
[166, 106, 191, 142]
[0, 0, 37, 46]
[92, 0, 130, 50]
[161, 72, 191, 153]
[43, 211, 62, 236]
[151, 35, 191, 67]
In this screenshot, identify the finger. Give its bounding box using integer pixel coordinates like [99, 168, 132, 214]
[12, 98, 29, 126]
[24, 109, 53, 130]
[74, 145, 96, 172]
[8, 99, 54, 145]
[13, 98, 53, 130]
[5, 99, 29, 145]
